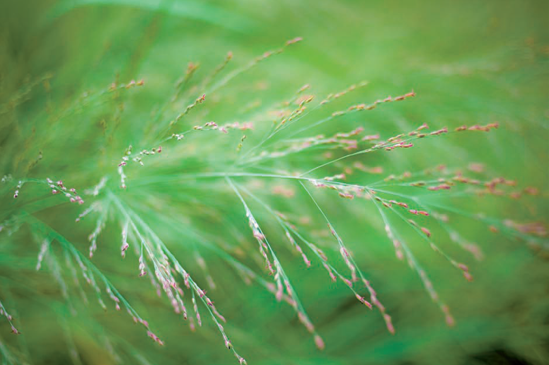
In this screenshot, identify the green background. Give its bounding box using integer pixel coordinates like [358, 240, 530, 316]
[0, 1, 548, 364]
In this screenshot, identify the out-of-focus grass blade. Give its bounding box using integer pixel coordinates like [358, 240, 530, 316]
[46, 0, 256, 32]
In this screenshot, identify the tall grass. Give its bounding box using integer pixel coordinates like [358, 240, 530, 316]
[1, 1, 548, 364]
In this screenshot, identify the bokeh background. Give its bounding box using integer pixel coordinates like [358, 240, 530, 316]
[1, 1, 548, 364]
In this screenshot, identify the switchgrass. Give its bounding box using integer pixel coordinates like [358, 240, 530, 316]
[1, 1, 548, 364]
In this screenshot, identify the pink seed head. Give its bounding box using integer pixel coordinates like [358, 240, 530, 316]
[445, 314, 455, 327]
[355, 294, 373, 309]
[314, 335, 325, 350]
[286, 37, 303, 46]
[384, 314, 395, 334]
[420, 227, 431, 237]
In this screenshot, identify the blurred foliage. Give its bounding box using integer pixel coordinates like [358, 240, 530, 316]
[0, 0, 548, 365]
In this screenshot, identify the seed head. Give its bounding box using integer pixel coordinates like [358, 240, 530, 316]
[314, 334, 325, 350]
